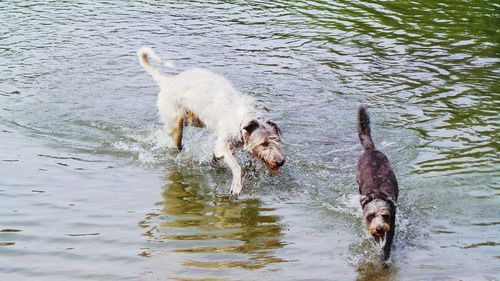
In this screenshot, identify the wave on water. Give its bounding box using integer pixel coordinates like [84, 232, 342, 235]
[108, 126, 217, 167]
[320, 190, 425, 266]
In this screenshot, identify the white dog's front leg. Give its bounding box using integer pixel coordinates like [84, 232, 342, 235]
[215, 138, 243, 196]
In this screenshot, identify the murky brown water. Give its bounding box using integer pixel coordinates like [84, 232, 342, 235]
[1, 1, 498, 280]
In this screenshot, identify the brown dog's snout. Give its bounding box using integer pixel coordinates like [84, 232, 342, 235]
[276, 158, 285, 168]
[376, 226, 384, 235]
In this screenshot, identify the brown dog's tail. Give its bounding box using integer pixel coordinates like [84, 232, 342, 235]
[358, 105, 375, 150]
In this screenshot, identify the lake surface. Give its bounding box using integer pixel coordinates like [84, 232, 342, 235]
[1, 1, 498, 280]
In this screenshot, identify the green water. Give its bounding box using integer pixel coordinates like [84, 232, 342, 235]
[0, 1, 498, 280]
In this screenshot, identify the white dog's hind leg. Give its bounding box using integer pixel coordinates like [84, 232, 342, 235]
[171, 116, 184, 150]
[215, 137, 243, 196]
[158, 102, 185, 150]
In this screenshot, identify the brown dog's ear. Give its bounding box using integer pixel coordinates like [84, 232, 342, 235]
[387, 198, 398, 208]
[360, 195, 368, 206]
[241, 120, 259, 143]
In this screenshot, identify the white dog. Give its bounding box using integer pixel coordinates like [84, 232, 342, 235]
[138, 47, 285, 196]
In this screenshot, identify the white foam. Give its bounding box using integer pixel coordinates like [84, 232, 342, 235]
[111, 126, 216, 166]
[322, 193, 363, 218]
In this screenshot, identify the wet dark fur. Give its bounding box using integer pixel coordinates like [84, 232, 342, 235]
[356, 105, 399, 262]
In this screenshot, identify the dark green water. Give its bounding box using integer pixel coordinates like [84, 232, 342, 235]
[0, 1, 498, 280]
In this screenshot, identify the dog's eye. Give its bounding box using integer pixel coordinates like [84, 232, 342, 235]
[367, 214, 375, 222]
[382, 214, 390, 221]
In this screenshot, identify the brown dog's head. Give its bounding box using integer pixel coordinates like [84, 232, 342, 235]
[240, 116, 285, 174]
[361, 198, 393, 245]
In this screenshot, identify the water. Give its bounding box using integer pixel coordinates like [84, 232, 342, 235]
[0, 1, 498, 280]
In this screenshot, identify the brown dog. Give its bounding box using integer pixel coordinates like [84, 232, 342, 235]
[356, 105, 398, 262]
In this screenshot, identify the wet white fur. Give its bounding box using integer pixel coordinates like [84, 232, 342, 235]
[138, 47, 261, 196]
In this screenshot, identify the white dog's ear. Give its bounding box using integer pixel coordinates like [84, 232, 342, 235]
[241, 120, 259, 143]
[266, 120, 281, 137]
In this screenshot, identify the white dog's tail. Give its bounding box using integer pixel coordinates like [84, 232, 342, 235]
[137, 47, 175, 84]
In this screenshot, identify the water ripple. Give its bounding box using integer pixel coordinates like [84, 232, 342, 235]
[0, 0, 498, 279]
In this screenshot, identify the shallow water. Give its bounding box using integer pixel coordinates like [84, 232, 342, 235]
[0, 1, 499, 280]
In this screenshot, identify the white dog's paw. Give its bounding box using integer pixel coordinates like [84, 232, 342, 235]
[230, 181, 243, 197]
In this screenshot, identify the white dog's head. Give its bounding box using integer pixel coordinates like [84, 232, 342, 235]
[240, 116, 285, 175]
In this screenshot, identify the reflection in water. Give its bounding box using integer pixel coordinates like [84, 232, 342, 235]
[262, 0, 499, 177]
[356, 262, 396, 281]
[348, 235, 398, 281]
[139, 168, 286, 271]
